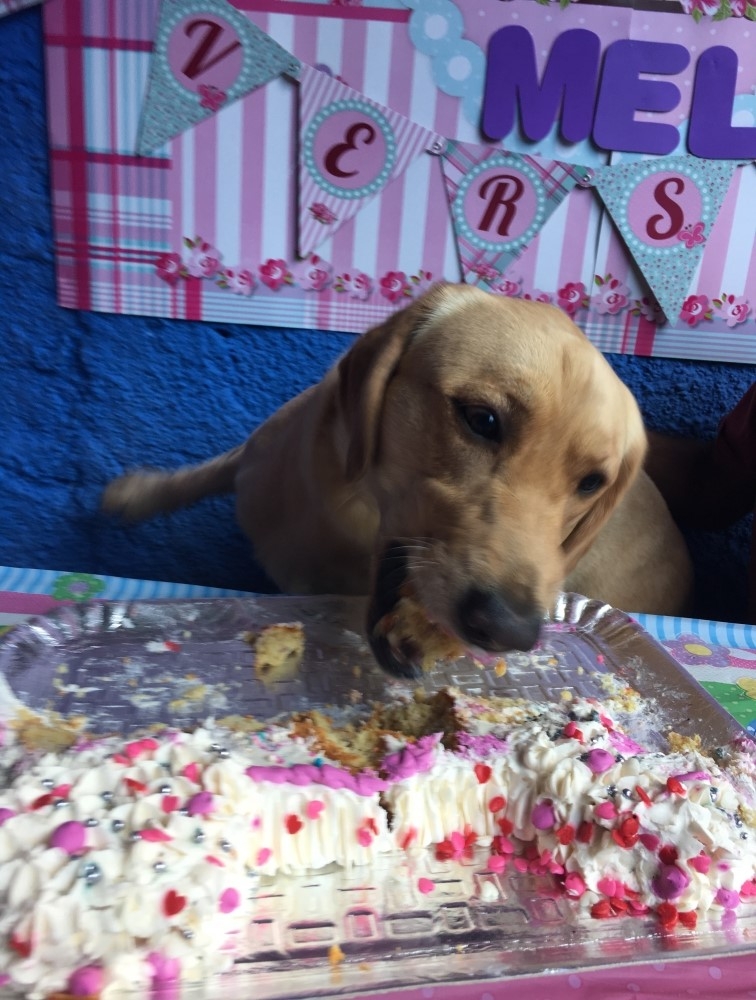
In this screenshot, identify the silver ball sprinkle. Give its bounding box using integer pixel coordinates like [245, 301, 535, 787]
[192, 828, 206, 844]
[85, 817, 99, 828]
[178, 808, 190, 817]
[741, 832, 749, 840]
[53, 799, 69, 809]
[621, 788, 633, 799]
[209, 743, 221, 752]
[735, 817, 743, 828]
[182, 929, 194, 940]
[153, 861, 167, 873]
[101, 791, 114, 803]
[710, 787, 719, 800]
[111, 819, 125, 833]
[159, 784, 172, 795]
[41, 778, 55, 789]
[219, 839, 231, 852]
[129, 831, 142, 843]
[217, 748, 230, 759]
[80, 862, 102, 884]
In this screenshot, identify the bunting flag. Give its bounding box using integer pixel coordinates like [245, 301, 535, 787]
[136, 0, 300, 156]
[592, 155, 741, 324]
[297, 63, 445, 256]
[440, 141, 592, 287]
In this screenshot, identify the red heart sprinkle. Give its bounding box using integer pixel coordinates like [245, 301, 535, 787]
[285, 814, 303, 835]
[474, 763, 492, 784]
[666, 777, 685, 795]
[163, 889, 187, 917]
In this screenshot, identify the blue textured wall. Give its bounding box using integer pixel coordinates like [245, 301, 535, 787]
[1, 7, 753, 621]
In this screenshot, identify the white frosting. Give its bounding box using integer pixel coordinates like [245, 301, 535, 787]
[0, 695, 755, 997]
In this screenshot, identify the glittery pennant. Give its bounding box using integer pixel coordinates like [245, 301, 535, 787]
[440, 140, 592, 288]
[297, 63, 445, 256]
[591, 155, 741, 324]
[136, 0, 300, 156]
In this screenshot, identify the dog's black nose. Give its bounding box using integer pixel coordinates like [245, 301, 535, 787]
[456, 587, 542, 652]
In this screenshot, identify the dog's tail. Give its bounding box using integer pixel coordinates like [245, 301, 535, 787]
[101, 444, 245, 521]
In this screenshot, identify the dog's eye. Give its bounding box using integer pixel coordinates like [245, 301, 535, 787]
[577, 472, 606, 496]
[458, 404, 501, 443]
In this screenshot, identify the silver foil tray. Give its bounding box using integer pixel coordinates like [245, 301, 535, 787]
[0, 593, 754, 997]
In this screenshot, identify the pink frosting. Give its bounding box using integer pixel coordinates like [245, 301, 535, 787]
[381, 735, 441, 781]
[245, 763, 388, 796]
[0, 808, 16, 826]
[608, 731, 644, 756]
[245, 736, 439, 795]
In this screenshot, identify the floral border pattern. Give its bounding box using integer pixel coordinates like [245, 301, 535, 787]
[529, 0, 756, 21]
[154, 239, 752, 328]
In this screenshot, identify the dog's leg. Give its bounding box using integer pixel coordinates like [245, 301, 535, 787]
[102, 444, 245, 521]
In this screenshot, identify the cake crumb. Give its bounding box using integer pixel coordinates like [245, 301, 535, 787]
[668, 731, 702, 753]
[328, 944, 345, 966]
[245, 623, 305, 685]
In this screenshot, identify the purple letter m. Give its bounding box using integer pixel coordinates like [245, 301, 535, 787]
[482, 26, 600, 145]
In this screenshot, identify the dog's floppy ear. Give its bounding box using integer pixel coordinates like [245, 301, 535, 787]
[338, 283, 469, 481]
[561, 408, 647, 573]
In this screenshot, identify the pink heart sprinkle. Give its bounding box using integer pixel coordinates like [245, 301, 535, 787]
[181, 762, 200, 783]
[357, 828, 373, 847]
[564, 873, 586, 898]
[639, 833, 660, 852]
[417, 877, 435, 894]
[140, 828, 172, 843]
[306, 800, 324, 820]
[597, 877, 618, 897]
[256, 847, 272, 866]
[219, 887, 241, 913]
[594, 801, 617, 820]
[688, 853, 711, 874]
[488, 855, 506, 873]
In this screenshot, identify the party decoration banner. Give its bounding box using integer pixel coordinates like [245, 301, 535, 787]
[441, 141, 592, 287]
[42, 0, 756, 365]
[592, 156, 741, 324]
[136, 0, 300, 155]
[297, 64, 444, 256]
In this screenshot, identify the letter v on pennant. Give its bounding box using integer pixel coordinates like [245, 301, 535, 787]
[591, 154, 741, 325]
[136, 0, 300, 156]
[440, 140, 592, 288]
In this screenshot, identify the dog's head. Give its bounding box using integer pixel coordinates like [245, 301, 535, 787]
[338, 284, 646, 678]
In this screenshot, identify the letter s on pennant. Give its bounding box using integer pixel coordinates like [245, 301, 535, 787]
[646, 177, 686, 241]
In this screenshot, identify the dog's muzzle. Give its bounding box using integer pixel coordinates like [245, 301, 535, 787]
[367, 544, 545, 680]
[367, 542, 423, 680]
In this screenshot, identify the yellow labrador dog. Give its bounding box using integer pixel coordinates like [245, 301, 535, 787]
[103, 284, 691, 677]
